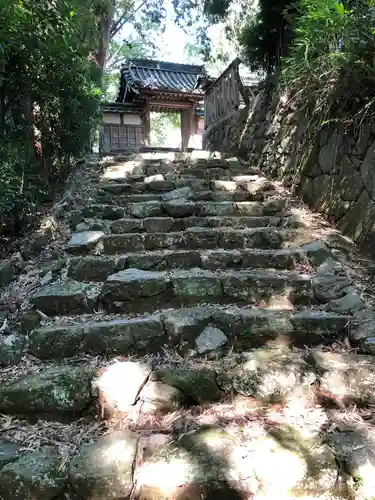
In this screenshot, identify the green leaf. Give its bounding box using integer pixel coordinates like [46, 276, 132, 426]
[335, 2, 345, 17]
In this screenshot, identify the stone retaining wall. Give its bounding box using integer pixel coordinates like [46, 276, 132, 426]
[204, 84, 375, 250]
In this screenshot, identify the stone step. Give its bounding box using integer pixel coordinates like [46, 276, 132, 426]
[102, 163, 259, 182]
[30, 268, 312, 315]
[97, 227, 307, 255]
[95, 189, 266, 205]
[83, 199, 287, 220]
[103, 159, 259, 179]
[109, 215, 283, 234]
[0, 365, 93, 415]
[28, 307, 348, 360]
[98, 176, 273, 195]
[67, 248, 307, 281]
[73, 215, 284, 235]
[99, 268, 312, 313]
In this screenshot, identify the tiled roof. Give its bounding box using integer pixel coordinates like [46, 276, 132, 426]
[117, 59, 207, 102]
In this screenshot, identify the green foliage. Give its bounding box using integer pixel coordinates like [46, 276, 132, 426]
[237, 0, 299, 73]
[0, 0, 101, 232]
[150, 113, 181, 147]
[104, 40, 149, 101]
[282, 0, 375, 123]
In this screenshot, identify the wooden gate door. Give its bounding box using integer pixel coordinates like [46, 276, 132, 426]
[101, 124, 144, 153]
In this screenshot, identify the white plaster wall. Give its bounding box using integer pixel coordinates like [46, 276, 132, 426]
[103, 113, 121, 124]
[102, 113, 141, 125]
[122, 114, 142, 125]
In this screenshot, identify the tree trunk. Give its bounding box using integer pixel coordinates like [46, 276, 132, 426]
[0, 83, 5, 134]
[95, 0, 115, 79]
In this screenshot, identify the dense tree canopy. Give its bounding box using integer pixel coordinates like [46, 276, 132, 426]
[0, 0, 102, 231]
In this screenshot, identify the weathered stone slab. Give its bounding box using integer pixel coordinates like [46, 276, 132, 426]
[0, 334, 26, 366]
[147, 179, 175, 192]
[201, 249, 243, 270]
[195, 326, 228, 353]
[130, 315, 167, 350]
[0, 366, 92, 413]
[126, 251, 166, 270]
[242, 248, 304, 269]
[110, 218, 142, 233]
[19, 310, 41, 333]
[75, 219, 110, 234]
[102, 193, 158, 205]
[102, 233, 145, 254]
[154, 367, 221, 403]
[0, 447, 66, 500]
[29, 325, 83, 359]
[327, 291, 365, 314]
[139, 382, 184, 412]
[300, 239, 331, 265]
[245, 228, 283, 249]
[161, 186, 193, 202]
[230, 348, 315, 402]
[142, 217, 174, 233]
[262, 198, 286, 215]
[222, 270, 311, 305]
[215, 308, 293, 347]
[339, 189, 375, 242]
[316, 257, 346, 276]
[195, 201, 238, 217]
[92, 361, 151, 413]
[184, 215, 281, 229]
[310, 350, 375, 405]
[83, 204, 124, 220]
[0, 441, 22, 467]
[312, 275, 350, 302]
[360, 336, 375, 355]
[69, 431, 138, 500]
[163, 199, 197, 217]
[328, 429, 375, 499]
[171, 268, 222, 302]
[99, 182, 134, 194]
[84, 315, 165, 354]
[101, 269, 168, 305]
[351, 309, 375, 342]
[144, 173, 164, 183]
[218, 229, 246, 249]
[68, 255, 127, 281]
[290, 310, 347, 343]
[145, 232, 183, 250]
[162, 307, 213, 344]
[182, 228, 219, 249]
[31, 281, 94, 315]
[127, 201, 163, 218]
[65, 231, 104, 254]
[165, 250, 201, 269]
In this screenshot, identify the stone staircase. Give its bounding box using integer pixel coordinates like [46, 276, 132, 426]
[0, 151, 375, 499]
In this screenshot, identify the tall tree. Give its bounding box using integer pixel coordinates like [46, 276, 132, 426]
[0, 0, 101, 228]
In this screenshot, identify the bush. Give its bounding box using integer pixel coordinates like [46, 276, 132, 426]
[236, 0, 299, 73]
[0, 0, 102, 235]
[282, 0, 375, 123]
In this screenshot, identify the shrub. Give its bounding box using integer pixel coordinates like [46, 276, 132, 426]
[282, 0, 375, 123]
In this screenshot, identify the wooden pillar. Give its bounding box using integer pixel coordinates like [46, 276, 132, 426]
[142, 108, 151, 146]
[180, 105, 196, 151]
[100, 125, 110, 153]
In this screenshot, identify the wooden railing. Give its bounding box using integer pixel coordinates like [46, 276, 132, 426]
[204, 58, 250, 129]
